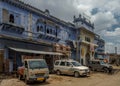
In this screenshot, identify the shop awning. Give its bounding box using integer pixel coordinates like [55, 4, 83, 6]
[9, 47, 63, 55]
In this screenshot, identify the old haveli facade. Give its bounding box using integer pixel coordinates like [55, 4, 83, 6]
[0, 0, 104, 73]
[73, 15, 98, 65]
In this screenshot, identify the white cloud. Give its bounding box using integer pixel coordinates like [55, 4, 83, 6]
[104, 28, 120, 36]
[93, 11, 117, 32]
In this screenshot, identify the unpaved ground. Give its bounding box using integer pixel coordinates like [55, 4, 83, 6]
[0, 66, 120, 86]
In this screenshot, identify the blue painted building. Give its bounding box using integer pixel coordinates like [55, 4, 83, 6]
[94, 35, 105, 59]
[0, 0, 77, 72]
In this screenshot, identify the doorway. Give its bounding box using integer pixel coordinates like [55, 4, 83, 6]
[44, 55, 54, 73]
[85, 53, 90, 66]
[0, 53, 4, 72]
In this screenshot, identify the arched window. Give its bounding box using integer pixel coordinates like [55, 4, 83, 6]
[47, 28, 49, 34]
[37, 26, 39, 32]
[50, 29, 52, 34]
[9, 14, 14, 23]
[40, 26, 43, 32]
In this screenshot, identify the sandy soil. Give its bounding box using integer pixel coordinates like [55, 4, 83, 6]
[0, 66, 120, 86]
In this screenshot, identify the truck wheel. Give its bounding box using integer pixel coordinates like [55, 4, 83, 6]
[74, 72, 80, 78]
[42, 79, 46, 83]
[103, 68, 109, 73]
[25, 77, 29, 84]
[56, 70, 61, 75]
[18, 75, 22, 80]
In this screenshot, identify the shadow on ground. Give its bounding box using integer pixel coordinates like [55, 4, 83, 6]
[28, 81, 50, 86]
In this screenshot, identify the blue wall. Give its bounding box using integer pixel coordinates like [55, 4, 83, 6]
[0, 1, 76, 46]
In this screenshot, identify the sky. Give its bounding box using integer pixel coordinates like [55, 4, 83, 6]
[21, 0, 120, 54]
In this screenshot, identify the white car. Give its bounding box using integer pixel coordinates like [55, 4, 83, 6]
[54, 59, 90, 77]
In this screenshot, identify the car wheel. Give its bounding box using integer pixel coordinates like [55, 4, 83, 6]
[42, 79, 46, 83]
[56, 70, 61, 75]
[74, 72, 80, 78]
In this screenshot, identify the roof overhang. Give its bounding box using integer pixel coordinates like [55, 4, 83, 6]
[9, 47, 63, 55]
[81, 40, 98, 47]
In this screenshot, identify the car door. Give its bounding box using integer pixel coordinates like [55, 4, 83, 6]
[59, 61, 66, 74]
[64, 62, 74, 75]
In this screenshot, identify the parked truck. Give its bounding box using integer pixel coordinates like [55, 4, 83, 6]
[88, 60, 113, 73]
[17, 59, 49, 84]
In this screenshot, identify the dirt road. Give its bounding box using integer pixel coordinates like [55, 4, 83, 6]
[0, 67, 120, 86]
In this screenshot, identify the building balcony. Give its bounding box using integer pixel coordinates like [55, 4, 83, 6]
[37, 32, 60, 42]
[80, 39, 98, 47]
[0, 22, 61, 43]
[96, 47, 105, 51]
[0, 22, 25, 38]
[76, 23, 94, 32]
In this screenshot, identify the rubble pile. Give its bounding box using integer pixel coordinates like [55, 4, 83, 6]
[49, 75, 63, 82]
[0, 79, 27, 86]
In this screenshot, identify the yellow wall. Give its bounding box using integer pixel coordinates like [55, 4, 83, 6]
[80, 30, 95, 43]
[80, 29, 95, 65]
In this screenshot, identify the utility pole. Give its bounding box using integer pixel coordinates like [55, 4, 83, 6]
[115, 47, 117, 54]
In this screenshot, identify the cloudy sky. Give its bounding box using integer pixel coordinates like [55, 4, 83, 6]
[21, 0, 120, 54]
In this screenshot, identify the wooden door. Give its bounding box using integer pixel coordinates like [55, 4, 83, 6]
[0, 53, 4, 72]
[2, 8, 9, 23]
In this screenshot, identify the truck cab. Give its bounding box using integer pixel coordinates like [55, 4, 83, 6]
[18, 59, 49, 83]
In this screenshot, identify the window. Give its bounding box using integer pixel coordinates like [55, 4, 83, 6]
[9, 14, 14, 23]
[53, 29, 57, 36]
[85, 37, 91, 42]
[55, 61, 59, 65]
[37, 26, 39, 32]
[60, 62, 65, 66]
[29, 60, 47, 69]
[66, 62, 71, 66]
[47, 28, 49, 34]
[50, 29, 52, 34]
[40, 26, 43, 32]
[25, 61, 28, 68]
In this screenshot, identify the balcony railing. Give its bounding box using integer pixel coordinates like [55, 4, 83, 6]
[0, 23, 61, 43]
[76, 23, 94, 32]
[80, 39, 98, 47]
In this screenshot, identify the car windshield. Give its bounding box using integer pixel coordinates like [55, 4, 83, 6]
[29, 60, 48, 69]
[71, 61, 81, 66]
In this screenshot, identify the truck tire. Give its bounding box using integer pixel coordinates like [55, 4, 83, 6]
[103, 68, 109, 73]
[18, 75, 22, 80]
[74, 72, 80, 78]
[42, 79, 46, 83]
[25, 77, 29, 84]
